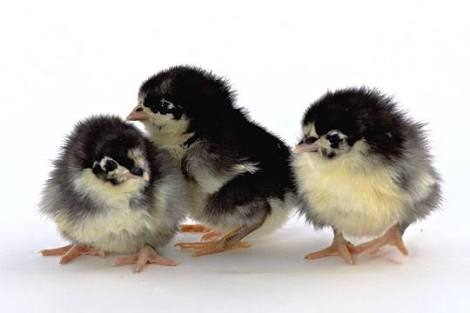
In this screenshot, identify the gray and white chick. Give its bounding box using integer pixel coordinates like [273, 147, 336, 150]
[292, 88, 441, 264]
[40, 115, 188, 272]
[127, 66, 297, 257]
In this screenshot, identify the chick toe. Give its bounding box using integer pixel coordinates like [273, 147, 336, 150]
[201, 230, 223, 241]
[352, 225, 409, 256]
[175, 238, 250, 256]
[42, 244, 105, 264]
[49, 244, 106, 264]
[114, 245, 178, 273]
[179, 224, 212, 233]
[305, 233, 355, 265]
[192, 241, 251, 257]
[40, 244, 73, 256]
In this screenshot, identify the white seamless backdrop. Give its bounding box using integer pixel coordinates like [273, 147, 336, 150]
[0, 1, 468, 313]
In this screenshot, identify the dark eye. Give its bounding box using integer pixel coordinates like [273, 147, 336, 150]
[92, 163, 103, 175]
[143, 95, 161, 113]
[130, 167, 144, 177]
[326, 134, 342, 148]
[304, 136, 318, 144]
[143, 98, 151, 108]
[104, 159, 118, 172]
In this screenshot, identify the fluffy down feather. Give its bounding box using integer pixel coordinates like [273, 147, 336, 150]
[40, 115, 188, 254]
[129, 66, 296, 243]
[292, 88, 441, 238]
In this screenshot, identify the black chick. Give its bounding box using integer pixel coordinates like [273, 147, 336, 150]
[40, 115, 188, 272]
[292, 88, 442, 264]
[127, 66, 296, 256]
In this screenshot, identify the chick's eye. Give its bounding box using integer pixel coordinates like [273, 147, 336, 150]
[142, 98, 151, 108]
[326, 134, 342, 147]
[142, 96, 160, 113]
[130, 167, 144, 177]
[92, 163, 103, 175]
[104, 159, 118, 172]
[304, 136, 318, 144]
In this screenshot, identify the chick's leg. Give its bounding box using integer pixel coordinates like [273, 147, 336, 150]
[40, 244, 105, 264]
[113, 245, 177, 273]
[352, 225, 408, 256]
[175, 215, 266, 257]
[305, 230, 355, 264]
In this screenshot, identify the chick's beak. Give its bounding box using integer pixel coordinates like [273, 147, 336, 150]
[127, 105, 149, 121]
[293, 143, 320, 153]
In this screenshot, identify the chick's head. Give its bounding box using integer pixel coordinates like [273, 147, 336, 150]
[127, 66, 235, 138]
[295, 88, 405, 163]
[91, 133, 150, 186]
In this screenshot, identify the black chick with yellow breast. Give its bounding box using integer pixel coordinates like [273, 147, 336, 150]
[40, 115, 188, 271]
[292, 88, 441, 264]
[128, 66, 296, 256]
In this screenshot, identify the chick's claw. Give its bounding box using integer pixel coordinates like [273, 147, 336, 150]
[113, 245, 178, 273]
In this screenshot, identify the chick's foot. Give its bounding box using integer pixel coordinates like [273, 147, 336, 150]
[305, 232, 355, 264]
[176, 217, 266, 257]
[352, 225, 408, 256]
[113, 245, 178, 273]
[40, 244, 105, 264]
[176, 225, 256, 257]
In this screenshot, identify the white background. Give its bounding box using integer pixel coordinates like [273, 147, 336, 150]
[0, 1, 469, 312]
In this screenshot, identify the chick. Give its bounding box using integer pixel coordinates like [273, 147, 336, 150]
[292, 88, 441, 264]
[127, 66, 296, 256]
[40, 115, 187, 272]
